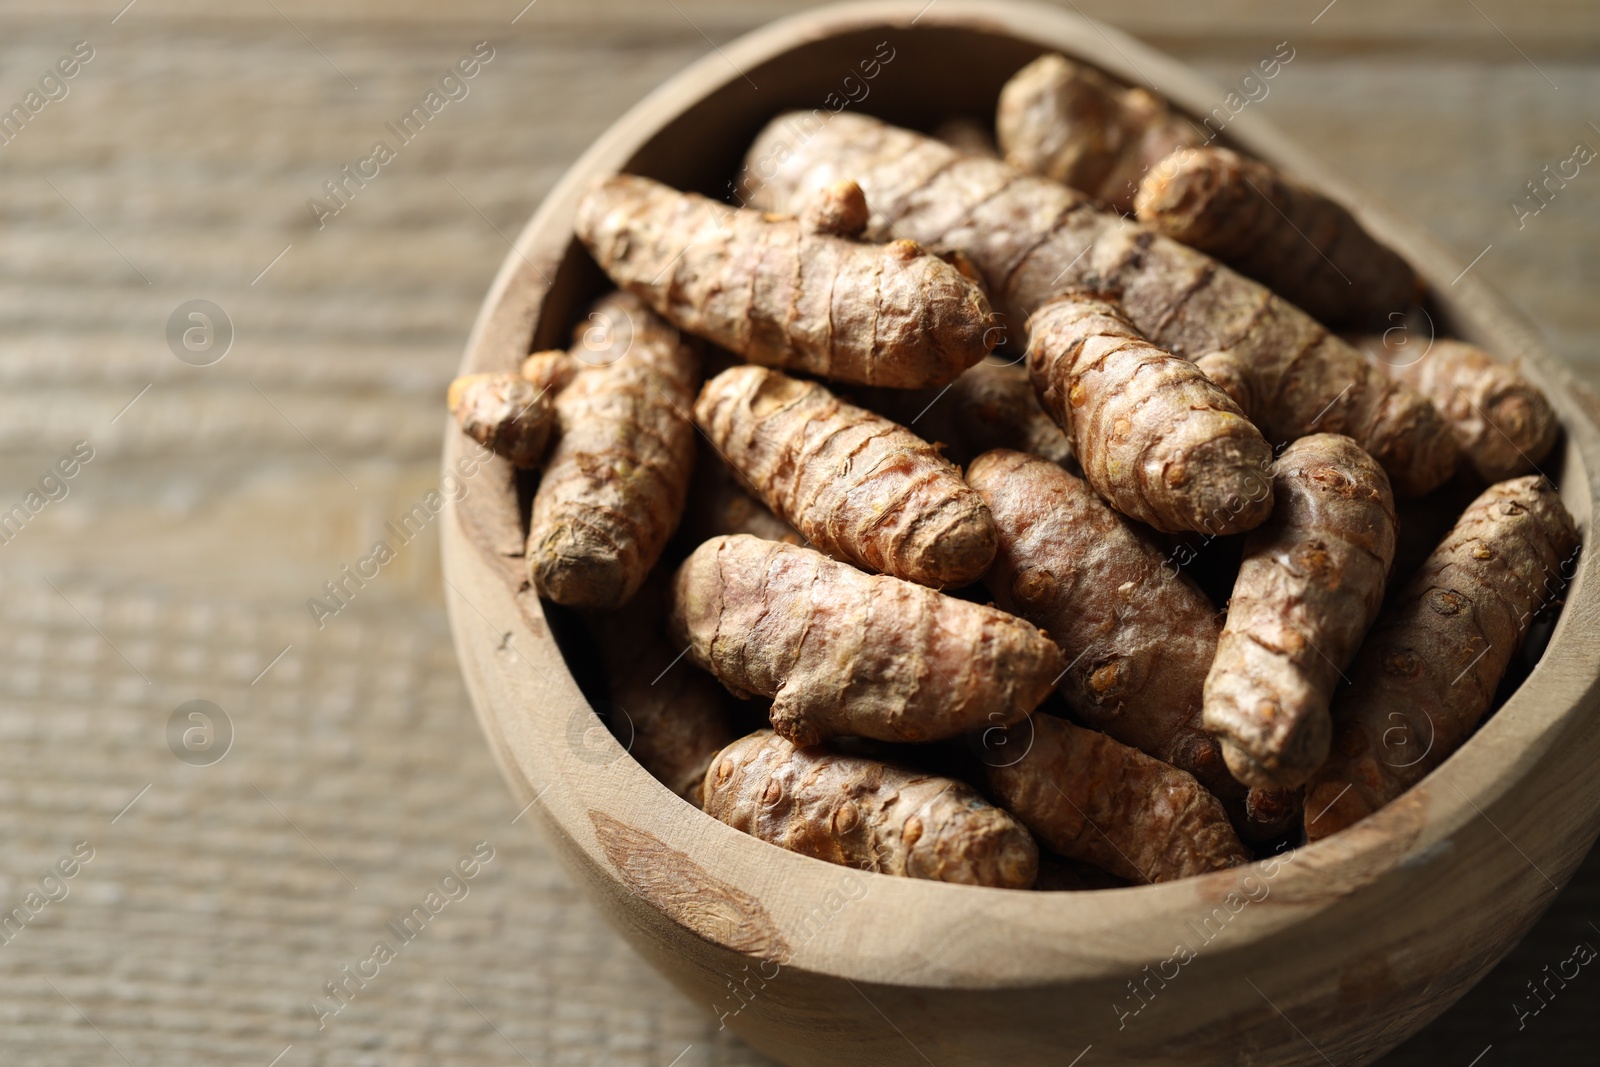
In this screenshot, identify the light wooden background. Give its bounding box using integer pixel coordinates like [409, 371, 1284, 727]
[0, 1, 1596, 1064]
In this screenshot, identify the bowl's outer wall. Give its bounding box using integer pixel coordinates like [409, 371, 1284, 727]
[441, 3, 1600, 1065]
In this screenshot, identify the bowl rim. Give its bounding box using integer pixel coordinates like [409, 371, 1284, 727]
[443, 0, 1600, 989]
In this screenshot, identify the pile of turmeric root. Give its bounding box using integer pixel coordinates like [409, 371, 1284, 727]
[449, 54, 1580, 890]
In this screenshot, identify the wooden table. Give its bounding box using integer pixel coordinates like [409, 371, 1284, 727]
[1, 2, 1594, 1063]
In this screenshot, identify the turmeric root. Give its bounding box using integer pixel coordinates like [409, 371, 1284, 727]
[1245, 786, 1304, 844]
[833, 382, 968, 470]
[575, 174, 997, 388]
[741, 111, 1458, 497]
[584, 576, 734, 804]
[1028, 292, 1274, 534]
[1304, 475, 1578, 840]
[1134, 147, 1421, 326]
[527, 292, 698, 608]
[798, 176, 872, 238]
[696, 365, 997, 587]
[965, 450, 1231, 791]
[1350, 336, 1560, 483]
[1203, 434, 1398, 790]
[447, 372, 555, 469]
[986, 713, 1249, 883]
[702, 730, 1038, 889]
[671, 535, 1063, 747]
[519, 349, 580, 396]
[950, 358, 1075, 469]
[996, 53, 1204, 214]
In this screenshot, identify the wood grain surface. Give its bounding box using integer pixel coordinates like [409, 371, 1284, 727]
[0, 1, 1596, 1063]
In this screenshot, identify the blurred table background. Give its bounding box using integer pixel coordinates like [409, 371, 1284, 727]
[1, 1, 1596, 1064]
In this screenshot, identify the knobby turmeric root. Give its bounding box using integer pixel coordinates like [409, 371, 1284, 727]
[986, 713, 1249, 883]
[447, 372, 555, 469]
[839, 381, 968, 468]
[1028, 292, 1275, 534]
[671, 535, 1063, 747]
[519, 349, 580, 397]
[527, 292, 699, 608]
[1204, 434, 1398, 790]
[996, 53, 1204, 214]
[950, 358, 1075, 469]
[741, 111, 1458, 497]
[576, 174, 997, 388]
[965, 450, 1230, 791]
[583, 576, 734, 805]
[702, 730, 1039, 888]
[1305, 475, 1579, 840]
[696, 365, 997, 588]
[1350, 336, 1560, 483]
[1134, 147, 1421, 326]
[1245, 785, 1304, 844]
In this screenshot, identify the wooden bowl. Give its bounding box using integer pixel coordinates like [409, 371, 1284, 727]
[442, 3, 1600, 1063]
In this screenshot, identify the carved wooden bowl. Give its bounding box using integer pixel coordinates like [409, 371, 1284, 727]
[441, 3, 1600, 1063]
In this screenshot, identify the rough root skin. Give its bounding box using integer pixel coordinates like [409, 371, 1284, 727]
[1351, 336, 1560, 483]
[739, 110, 1458, 498]
[583, 576, 733, 804]
[703, 730, 1039, 888]
[527, 292, 698, 609]
[447, 372, 555, 469]
[1134, 147, 1421, 326]
[950, 358, 1075, 469]
[799, 178, 872, 237]
[1245, 785, 1304, 841]
[1204, 434, 1398, 790]
[575, 174, 997, 388]
[1304, 476, 1579, 840]
[996, 53, 1205, 214]
[986, 714, 1249, 883]
[671, 535, 1064, 747]
[966, 450, 1231, 790]
[695, 365, 997, 588]
[519, 349, 581, 397]
[1028, 292, 1275, 535]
